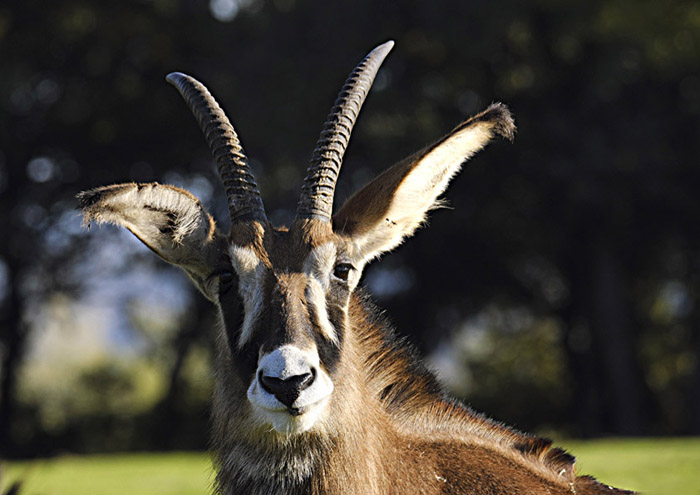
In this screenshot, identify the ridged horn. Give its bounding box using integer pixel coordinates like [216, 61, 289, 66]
[296, 40, 394, 221]
[166, 72, 267, 224]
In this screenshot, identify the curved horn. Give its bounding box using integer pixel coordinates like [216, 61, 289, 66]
[166, 72, 267, 224]
[296, 41, 394, 221]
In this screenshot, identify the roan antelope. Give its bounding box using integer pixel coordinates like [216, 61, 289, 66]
[78, 41, 633, 495]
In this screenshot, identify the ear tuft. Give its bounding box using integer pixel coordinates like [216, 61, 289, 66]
[462, 102, 516, 142]
[76, 187, 107, 211]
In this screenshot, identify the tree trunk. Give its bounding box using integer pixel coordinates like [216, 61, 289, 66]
[588, 239, 646, 434]
[0, 273, 27, 457]
[560, 257, 604, 437]
[687, 248, 700, 434]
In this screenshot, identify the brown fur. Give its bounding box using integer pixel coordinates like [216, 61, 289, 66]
[210, 290, 633, 494]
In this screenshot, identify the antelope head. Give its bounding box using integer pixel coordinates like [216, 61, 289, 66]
[78, 41, 514, 437]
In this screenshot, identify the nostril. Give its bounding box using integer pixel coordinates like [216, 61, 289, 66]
[259, 373, 282, 395]
[294, 368, 316, 391]
[259, 370, 317, 408]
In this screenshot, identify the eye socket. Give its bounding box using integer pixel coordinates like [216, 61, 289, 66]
[333, 263, 354, 281]
[217, 270, 236, 294]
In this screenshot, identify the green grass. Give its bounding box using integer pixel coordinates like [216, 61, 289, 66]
[563, 437, 700, 495]
[2, 438, 699, 494]
[1, 452, 214, 495]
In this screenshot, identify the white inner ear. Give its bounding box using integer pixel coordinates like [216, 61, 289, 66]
[230, 245, 266, 347]
[127, 185, 208, 244]
[350, 123, 495, 263]
[392, 125, 493, 216]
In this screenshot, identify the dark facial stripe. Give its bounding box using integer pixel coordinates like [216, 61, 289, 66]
[219, 288, 258, 379]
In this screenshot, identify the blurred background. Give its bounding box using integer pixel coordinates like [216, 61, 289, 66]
[1, 0, 699, 459]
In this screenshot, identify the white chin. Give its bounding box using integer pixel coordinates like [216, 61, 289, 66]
[258, 400, 328, 435]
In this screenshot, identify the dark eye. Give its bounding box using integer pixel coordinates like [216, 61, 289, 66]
[218, 271, 235, 293]
[333, 263, 353, 281]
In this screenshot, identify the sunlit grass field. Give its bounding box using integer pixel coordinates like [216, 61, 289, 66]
[565, 437, 700, 495]
[1, 452, 213, 495]
[2, 438, 699, 495]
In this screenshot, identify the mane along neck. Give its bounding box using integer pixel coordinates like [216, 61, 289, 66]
[348, 292, 584, 489]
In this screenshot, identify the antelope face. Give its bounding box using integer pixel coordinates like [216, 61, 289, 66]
[78, 41, 513, 437]
[215, 224, 362, 435]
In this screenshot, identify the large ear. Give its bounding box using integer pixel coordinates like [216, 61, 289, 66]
[77, 182, 227, 301]
[333, 103, 514, 263]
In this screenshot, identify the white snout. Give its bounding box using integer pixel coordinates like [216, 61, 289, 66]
[247, 345, 334, 434]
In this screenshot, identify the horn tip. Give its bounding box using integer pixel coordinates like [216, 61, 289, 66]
[165, 72, 188, 86]
[374, 40, 395, 55]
